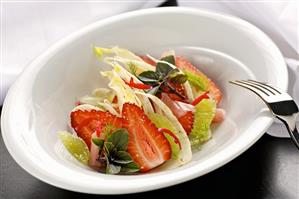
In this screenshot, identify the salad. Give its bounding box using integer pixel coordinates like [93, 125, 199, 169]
[58, 46, 225, 174]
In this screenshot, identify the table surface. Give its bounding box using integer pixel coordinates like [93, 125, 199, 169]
[1, 1, 299, 199]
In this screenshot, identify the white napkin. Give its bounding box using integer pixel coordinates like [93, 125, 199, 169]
[1, 1, 163, 104]
[179, 0, 299, 137]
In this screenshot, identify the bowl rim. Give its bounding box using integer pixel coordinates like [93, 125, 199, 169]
[1, 7, 288, 194]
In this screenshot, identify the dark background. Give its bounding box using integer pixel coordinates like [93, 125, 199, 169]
[1, 1, 298, 199]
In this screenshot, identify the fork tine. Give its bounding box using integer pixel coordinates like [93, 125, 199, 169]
[235, 80, 272, 96]
[241, 80, 276, 95]
[246, 80, 281, 94]
[229, 80, 269, 100]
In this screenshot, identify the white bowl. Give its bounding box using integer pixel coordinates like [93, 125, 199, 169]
[1, 7, 287, 194]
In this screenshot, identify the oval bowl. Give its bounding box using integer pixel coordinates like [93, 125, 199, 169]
[1, 7, 287, 194]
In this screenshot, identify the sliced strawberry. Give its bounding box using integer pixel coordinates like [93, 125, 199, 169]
[70, 110, 122, 148]
[175, 56, 222, 104]
[122, 103, 171, 172]
[76, 118, 102, 147]
[139, 55, 156, 66]
[71, 110, 97, 129]
[178, 111, 194, 135]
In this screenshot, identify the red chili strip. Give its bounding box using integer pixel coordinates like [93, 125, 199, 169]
[191, 91, 209, 106]
[158, 128, 182, 149]
[125, 77, 152, 90]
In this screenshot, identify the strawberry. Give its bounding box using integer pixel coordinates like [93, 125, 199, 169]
[139, 55, 156, 66]
[175, 56, 222, 104]
[71, 110, 97, 129]
[122, 103, 171, 172]
[70, 110, 122, 148]
[178, 111, 194, 135]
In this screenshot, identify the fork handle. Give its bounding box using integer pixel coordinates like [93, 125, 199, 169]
[288, 125, 299, 150]
[279, 118, 299, 150]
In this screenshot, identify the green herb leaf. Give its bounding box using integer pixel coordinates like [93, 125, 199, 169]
[161, 55, 175, 65]
[169, 73, 188, 84]
[107, 129, 129, 151]
[92, 138, 104, 149]
[113, 151, 133, 164]
[166, 68, 180, 78]
[121, 162, 140, 173]
[166, 68, 187, 84]
[106, 163, 121, 174]
[104, 142, 114, 156]
[156, 62, 173, 76]
[138, 71, 160, 83]
[95, 127, 140, 174]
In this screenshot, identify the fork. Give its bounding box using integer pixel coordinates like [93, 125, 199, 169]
[229, 80, 299, 150]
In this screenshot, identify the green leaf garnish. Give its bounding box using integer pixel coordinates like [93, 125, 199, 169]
[161, 55, 175, 65]
[138, 71, 160, 84]
[121, 162, 140, 173]
[166, 68, 187, 84]
[107, 128, 129, 151]
[92, 138, 104, 149]
[113, 151, 133, 164]
[104, 142, 114, 156]
[169, 73, 187, 84]
[136, 55, 187, 100]
[95, 128, 140, 175]
[156, 61, 173, 76]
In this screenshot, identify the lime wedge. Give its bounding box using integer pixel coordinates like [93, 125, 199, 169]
[189, 99, 216, 148]
[184, 70, 210, 91]
[58, 131, 89, 165]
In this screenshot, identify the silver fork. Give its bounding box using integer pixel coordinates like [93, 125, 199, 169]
[229, 80, 299, 150]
